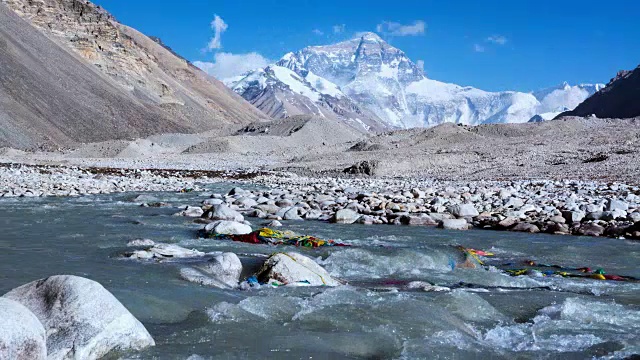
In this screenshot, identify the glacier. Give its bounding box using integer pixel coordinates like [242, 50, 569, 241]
[221, 32, 604, 130]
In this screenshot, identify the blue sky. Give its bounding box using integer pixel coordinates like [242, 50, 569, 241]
[92, 0, 640, 92]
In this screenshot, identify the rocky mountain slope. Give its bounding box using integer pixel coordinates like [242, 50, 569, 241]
[0, 0, 265, 150]
[226, 33, 603, 130]
[559, 65, 640, 119]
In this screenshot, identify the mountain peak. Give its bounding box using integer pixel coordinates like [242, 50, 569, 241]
[357, 32, 384, 42]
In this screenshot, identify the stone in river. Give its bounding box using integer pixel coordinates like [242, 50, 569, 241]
[206, 204, 244, 222]
[440, 219, 470, 230]
[128, 243, 205, 260]
[174, 206, 204, 217]
[3, 275, 155, 360]
[256, 252, 341, 286]
[180, 253, 243, 289]
[204, 220, 252, 235]
[332, 209, 361, 224]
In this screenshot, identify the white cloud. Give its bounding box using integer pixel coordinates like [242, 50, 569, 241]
[474, 44, 485, 52]
[416, 60, 425, 71]
[205, 14, 228, 51]
[487, 35, 507, 45]
[376, 20, 426, 36]
[312, 29, 324, 36]
[353, 31, 372, 39]
[333, 24, 346, 34]
[194, 52, 270, 80]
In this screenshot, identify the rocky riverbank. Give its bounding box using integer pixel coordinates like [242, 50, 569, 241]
[2, 163, 639, 240]
[0, 163, 262, 197]
[195, 172, 640, 240]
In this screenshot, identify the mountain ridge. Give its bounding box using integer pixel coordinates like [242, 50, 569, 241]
[224, 32, 604, 130]
[559, 65, 640, 119]
[0, 0, 266, 150]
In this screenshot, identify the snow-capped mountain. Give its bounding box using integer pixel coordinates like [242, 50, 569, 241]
[224, 32, 604, 130]
[224, 64, 385, 131]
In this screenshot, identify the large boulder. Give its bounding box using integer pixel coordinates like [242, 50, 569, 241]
[206, 204, 244, 222]
[204, 220, 252, 235]
[448, 203, 479, 218]
[0, 298, 47, 360]
[257, 253, 341, 286]
[331, 209, 361, 224]
[180, 253, 243, 288]
[3, 276, 155, 360]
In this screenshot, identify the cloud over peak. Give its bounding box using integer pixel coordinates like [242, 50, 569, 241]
[194, 52, 270, 80]
[333, 24, 346, 34]
[376, 20, 426, 36]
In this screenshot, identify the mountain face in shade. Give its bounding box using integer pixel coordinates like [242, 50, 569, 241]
[559, 65, 640, 119]
[226, 32, 603, 130]
[0, 0, 265, 150]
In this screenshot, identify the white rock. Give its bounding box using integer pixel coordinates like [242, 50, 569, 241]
[0, 298, 47, 360]
[562, 210, 585, 223]
[264, 220, 283, 227]
[283, 208, 303, 220]
[235, 197, 258, 208]
[448, 203, 479, 217]
[204, 220, 252, 235]
[202, 198, 223, 206]
[332, 209, 361, 224]
[504, 197, 525, 208]
[128, 243, 205, 260]
[175, 206, 204, 217]
[257, 252, 340, 286]
[441, 218, 470, 230]
[180, 253, 243, 288]
[207, 204, 244, 222]
[606, 199, 629, 212]
[127, 239, 156, 247]
[3, 276, 155, 360]
[304, 209, 324, 220]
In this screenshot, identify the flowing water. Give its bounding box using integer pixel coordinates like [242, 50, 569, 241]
[0, 183, 638, 359]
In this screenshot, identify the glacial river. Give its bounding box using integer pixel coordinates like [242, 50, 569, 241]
[0, 183, 638, 359]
